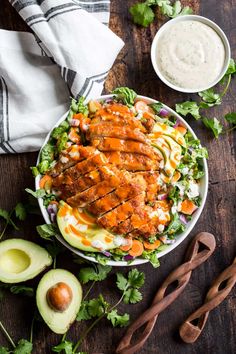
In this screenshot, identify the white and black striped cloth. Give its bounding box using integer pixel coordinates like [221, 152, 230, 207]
[0, 0, 124, 154]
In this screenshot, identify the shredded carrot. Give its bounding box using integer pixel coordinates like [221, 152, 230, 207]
[129, 240, 144, 257]
[120, 237, 133, 252]
[143, 111, 155, 120]
[143, 239, 161, 250]
[176, 125, 187, 135]
[39, 175, 52, 190]
[180, 199, 197, 215]
[73, 113, 85, 120]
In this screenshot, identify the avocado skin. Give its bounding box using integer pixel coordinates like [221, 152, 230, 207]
[0, 238, 52, 283]
[36, 269, 82, 334]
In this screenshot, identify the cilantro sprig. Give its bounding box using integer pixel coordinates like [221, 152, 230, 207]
[0, 320, 33, 354]
[54, 267, 145, 353]
[116, 269, 145, 304]
[176, 59, 236, 138]
[130, 0, 192, 27]
[0, 203, 27, 240]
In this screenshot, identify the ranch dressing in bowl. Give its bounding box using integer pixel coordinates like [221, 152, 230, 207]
[151, 16, 230, 93]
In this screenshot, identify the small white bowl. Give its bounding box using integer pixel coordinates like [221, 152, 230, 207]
[151, 15, 231, 93]
[36, 94, 208, 267]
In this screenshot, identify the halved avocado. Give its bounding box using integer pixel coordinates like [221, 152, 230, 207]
[0, 239, 52, 283]
[151, 122, 186, 148]
[36, 269, 82, 334]
[57, 201, 118, 252]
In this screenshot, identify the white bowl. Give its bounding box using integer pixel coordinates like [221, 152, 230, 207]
[36, 94, 208, 266]
[151, 15, 231, 93]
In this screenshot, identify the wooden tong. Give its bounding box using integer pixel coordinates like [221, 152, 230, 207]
[179, 257, 236, 343]
[115, 232, 216, 354]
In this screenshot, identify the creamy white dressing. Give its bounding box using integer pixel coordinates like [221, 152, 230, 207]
[156, 20, 225, 89]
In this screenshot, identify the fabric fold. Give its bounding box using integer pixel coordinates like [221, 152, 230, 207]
[0, 0, 124, 153]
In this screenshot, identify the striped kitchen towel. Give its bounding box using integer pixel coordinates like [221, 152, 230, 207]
[0, 0, 124, 154]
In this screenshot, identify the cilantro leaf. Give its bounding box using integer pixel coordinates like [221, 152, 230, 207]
[9, 285, 34, 297]
[14, 339, 33, 354]
[116, 273, 128, 291]
[175, 5, 193, 16]
[88, 295, 109, 317]
[52, 340, 73, 354]
[202, 117, 223, 138]
[107, 310, 129, 327]
[112, 87, 137, 107]
[0, 209, 9, 222]
[156, 0, 173, 17]
[165, 213, 185, 235]
[226, 58, 236, 75]
[0, 207, 19, 233]
[14, 203, 27, 221]
[0, 348, 10, 354]
[25, 188, 46, 199]
[150, 102, 164, 114]
[169, 0, 181, 16]
[116, 269, 145, 304]
[123, 288, 142, 304]
[175, 101, 201, 120]
[225, 112, 236, 125]
[129, 3, 155, 27]
[76, 300, 92, 321]
[199, 88, 221, 106]
[78, 265, 112, 284]
[142, 250, 161, 268]
[36, 223, 58, 240]
[45, 242, 65, 258]
[77, 295, 109, 321]
[128, 269, 145, 288]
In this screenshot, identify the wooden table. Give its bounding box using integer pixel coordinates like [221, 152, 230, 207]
[0, 1, 235, 353]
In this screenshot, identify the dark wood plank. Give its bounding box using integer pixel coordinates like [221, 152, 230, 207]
[0, 0, 235, 353]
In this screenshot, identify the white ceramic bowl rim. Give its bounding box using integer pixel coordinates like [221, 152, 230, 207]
[36, 94, 208, 266]
[151, 15, 231, 93]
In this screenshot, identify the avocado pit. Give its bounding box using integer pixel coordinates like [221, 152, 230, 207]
[46, 282, 73, 312]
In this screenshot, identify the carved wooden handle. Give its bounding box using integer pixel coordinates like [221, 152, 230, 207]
[115, 232, 216, 354]
[179, 257, 236, 343]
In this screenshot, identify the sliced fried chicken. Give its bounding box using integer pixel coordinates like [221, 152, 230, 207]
[105, 152, 160, 171]
[87, 124, 147, 143]
[50, 145, 97, 177]
[58, 165, 119, 198]
[97, 193, 145, 230]
[92, 138, 157, 159]
[87, 175, 147, 216]
[112, 208, 149, 235]
[52, 152, 108, 187]
[133, 172, 162, 201]
[66, 171, 130, 208]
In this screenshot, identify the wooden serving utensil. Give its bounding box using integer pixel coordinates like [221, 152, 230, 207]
[179, 257, 236, 343]
[115, 232, 216, 354]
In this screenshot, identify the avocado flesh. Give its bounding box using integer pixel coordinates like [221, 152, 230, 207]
[57, 201, 117, 252]
[0, 239, 52, 283]
[36, 269, 82, 334]
[151, 122, 186, 148]
[152, 134, 182, 177]
[162, 135, 182, 174]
